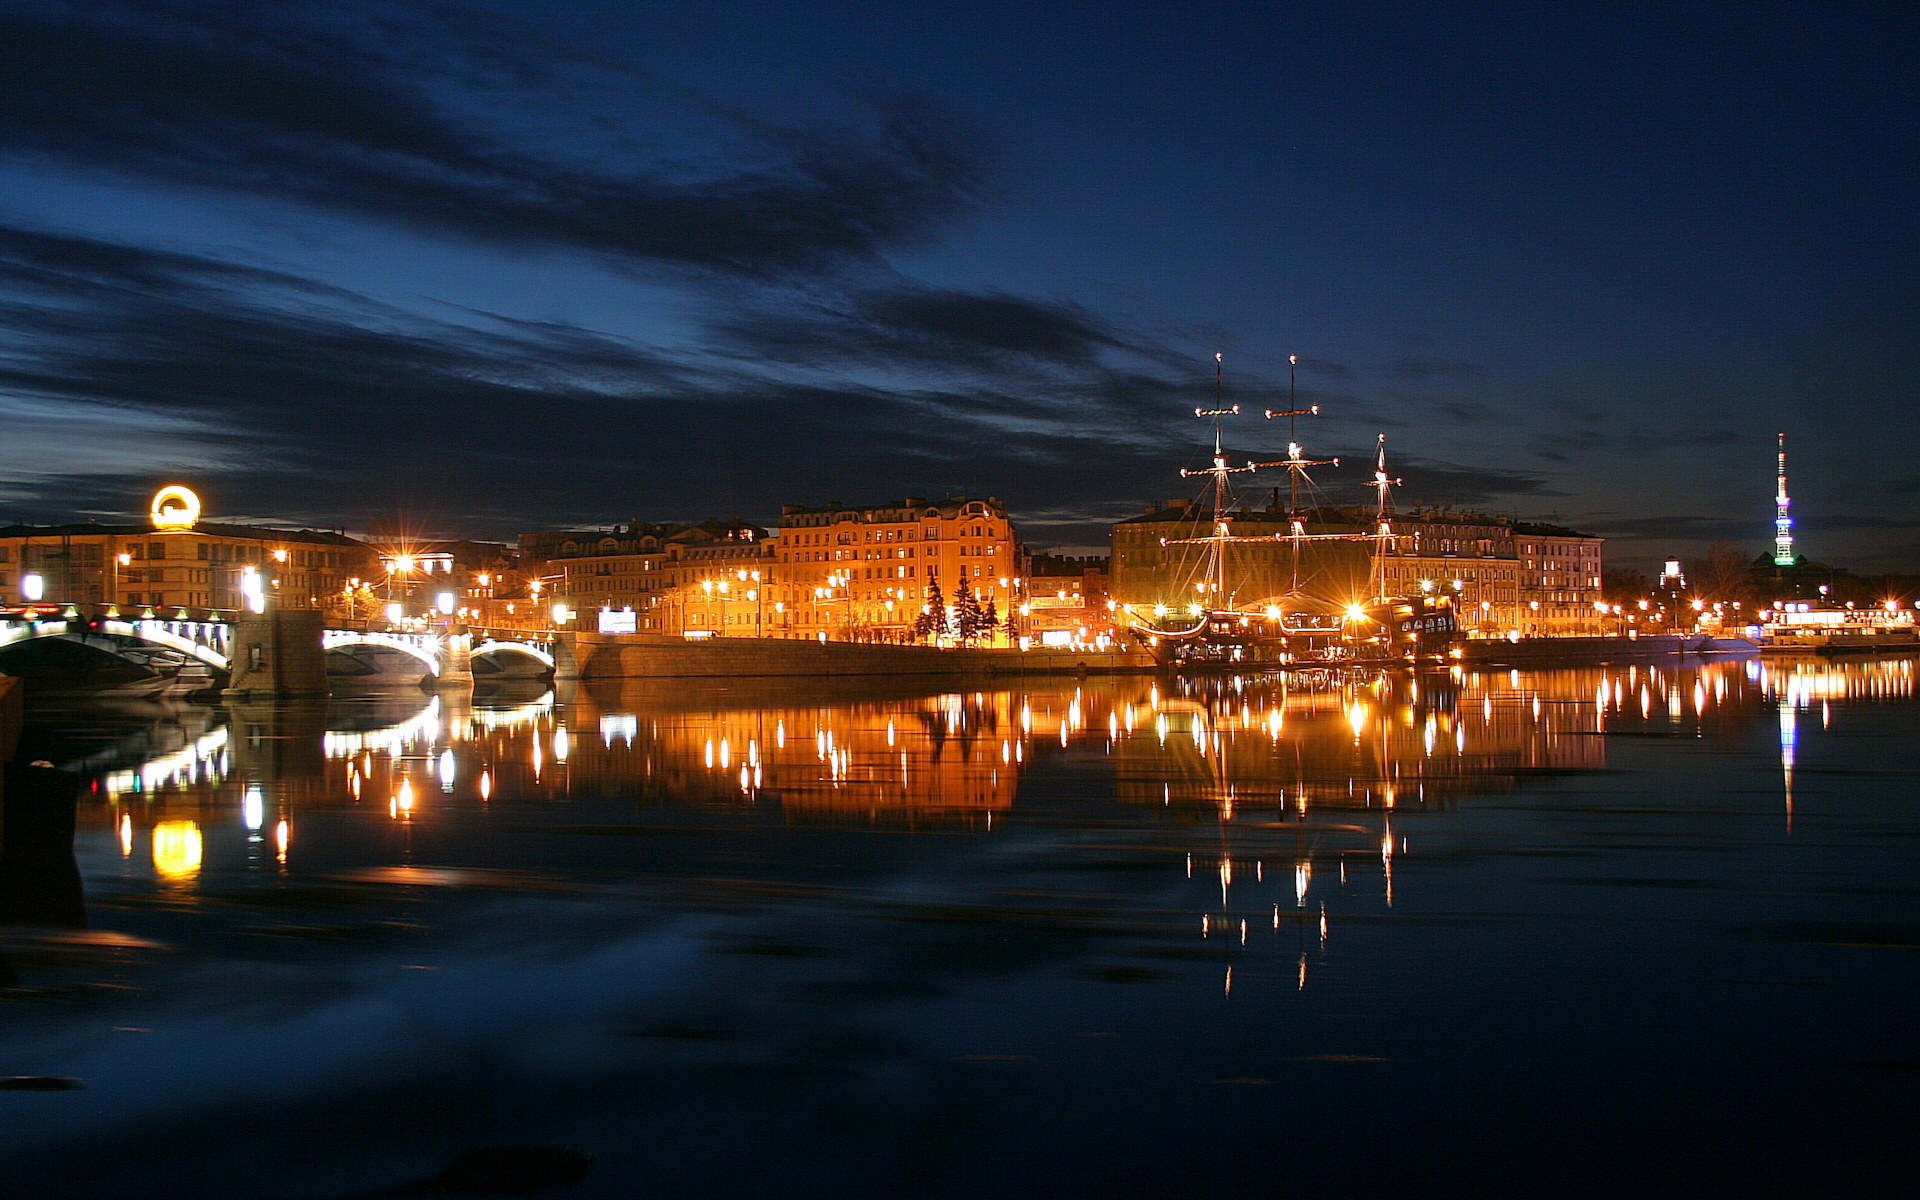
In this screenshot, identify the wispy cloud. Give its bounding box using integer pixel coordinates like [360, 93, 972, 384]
[0, 2, 982, 280]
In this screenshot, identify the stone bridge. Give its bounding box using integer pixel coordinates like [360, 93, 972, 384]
[0, 605, 558, 697]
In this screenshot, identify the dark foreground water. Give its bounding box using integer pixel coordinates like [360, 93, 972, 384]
[3, 658, 1917, 1199]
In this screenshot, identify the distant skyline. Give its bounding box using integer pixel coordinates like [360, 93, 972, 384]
[3, 1, 1916, 571]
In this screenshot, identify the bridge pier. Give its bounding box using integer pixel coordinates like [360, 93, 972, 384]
[225, 610, 330, 700]
[423, 630, 474, 693]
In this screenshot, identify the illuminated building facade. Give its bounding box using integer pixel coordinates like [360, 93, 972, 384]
[522, 519, 776, 635]
[0, 489, 375, 612]
[774, 497, 1021, 642]
[1110, 502, 1603, 637]
[1110, 499, 1308, 611]
[368, 540, 524, 624]
[1511, 522, 1606, 635]
[1025, 553, 1115, 645]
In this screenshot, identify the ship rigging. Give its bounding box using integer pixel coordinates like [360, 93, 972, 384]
[1126, 354, 1460, 670]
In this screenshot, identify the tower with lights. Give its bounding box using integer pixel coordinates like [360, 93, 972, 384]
[1773, 432, 1795, 567]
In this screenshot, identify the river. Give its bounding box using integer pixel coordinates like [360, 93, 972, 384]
[2, 658, 1916, 1198]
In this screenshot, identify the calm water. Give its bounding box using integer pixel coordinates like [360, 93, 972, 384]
[3, 659, 1918, 1198]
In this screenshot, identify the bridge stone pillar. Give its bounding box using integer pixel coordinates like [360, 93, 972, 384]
[551, 633, 584, 685]
[224, 609, 330, 700]
[424, 629, 474, 693]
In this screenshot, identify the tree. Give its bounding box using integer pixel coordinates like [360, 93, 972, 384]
[980, 598, 1001, 645]
[952, 578, 987, 645]
[1601, 568, 1649, 605]
[1698, 541, 1754, 604]
[912, 580, 947, 642]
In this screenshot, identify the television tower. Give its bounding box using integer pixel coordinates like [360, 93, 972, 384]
[1773, 432, 1795, 567]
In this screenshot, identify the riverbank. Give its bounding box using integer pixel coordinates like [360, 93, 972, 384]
[1462, 634, 1759, 666]
[555, 633, 1156, 679]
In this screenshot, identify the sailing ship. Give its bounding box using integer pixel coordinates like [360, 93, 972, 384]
[1122, 355, 1460, 671]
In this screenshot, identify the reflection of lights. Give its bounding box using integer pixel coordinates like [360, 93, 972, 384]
[438, 749, 456, 788]
[152, 821, 202, 881]
[1347, 702, 1368, 737]
[553, 728, 570, 762]
[324, 697, 447, 759]
[243, 785, 265, 833]
[119, 814, 133, 857]
[599, 714, 638, 746]
[397, 778, 415, 815]
[479, 771, 493, 801]
[104, 727, 230, 796]
[275, 819, 290, 864]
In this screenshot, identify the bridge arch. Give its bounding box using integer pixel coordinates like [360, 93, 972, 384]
[321, 630, 442, 676]
[0, 617, 232, 671]
[472, 639, 556, 675]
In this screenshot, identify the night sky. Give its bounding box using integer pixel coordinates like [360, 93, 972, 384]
[2, 1, 1915, 570]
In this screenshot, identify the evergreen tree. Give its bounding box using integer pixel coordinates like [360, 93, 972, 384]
[913, 580, 947, 642]
[981, 598, 1001, 644]
[952, 578, 986, 644]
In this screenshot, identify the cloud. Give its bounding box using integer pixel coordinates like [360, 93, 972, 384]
[1386, 456, 1563, 506]
[1579, 516, 1757, 543]
[1798, 513, 1920, 531]
[0, 221, 1215, 532]
[706, 284, 1159, 376]
[1383, 356, 1484, 382]
[0, 2, 984, 280]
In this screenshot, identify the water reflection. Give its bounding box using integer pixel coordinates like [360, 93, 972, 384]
[5, 656, 1918, 1198]
[34, 657, 1913, 899]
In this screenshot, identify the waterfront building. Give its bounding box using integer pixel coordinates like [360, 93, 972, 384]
[522, 519, 775, 635]
[1025, 553, 1115, 646]
[1511, 522, 1606, 635]
[1109, 500, 1603, 637]
[775, 497, 1020, 642]
[0, 486, 375, 614]
[1109, 498, 1310, 612]
[365, 539, 525, 625]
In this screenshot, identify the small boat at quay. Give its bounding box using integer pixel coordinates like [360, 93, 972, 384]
[1757, 604, 1919, 655]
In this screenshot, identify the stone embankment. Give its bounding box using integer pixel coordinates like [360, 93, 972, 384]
[1461, 634, 1752, 665]
[555, 634, 1154, 680]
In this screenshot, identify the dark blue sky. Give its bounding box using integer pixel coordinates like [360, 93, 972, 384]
[2, 0, 1915, 569]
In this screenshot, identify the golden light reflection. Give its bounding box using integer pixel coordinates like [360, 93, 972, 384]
[152, 820, 202, 881]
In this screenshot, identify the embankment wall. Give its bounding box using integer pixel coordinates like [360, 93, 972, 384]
[558, 635, 1154, 679]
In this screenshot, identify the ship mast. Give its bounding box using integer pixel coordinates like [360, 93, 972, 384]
[1181, 352, 1256, 608]
[1364, 434, 1403, 601]
[1261, 355, 1330, 595]
[1160, 353, 1372, 619]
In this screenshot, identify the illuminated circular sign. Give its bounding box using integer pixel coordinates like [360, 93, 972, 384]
[150, 485, 202, 531]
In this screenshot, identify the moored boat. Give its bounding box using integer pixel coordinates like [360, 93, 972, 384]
[1120, 355, 1462, 672]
